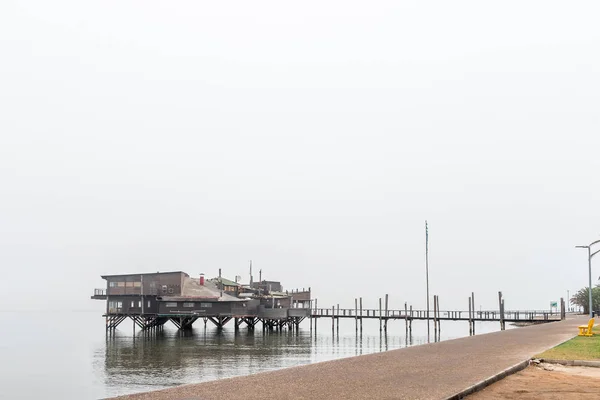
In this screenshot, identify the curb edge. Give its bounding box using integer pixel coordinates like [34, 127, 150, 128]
[539, 358, 600, 367]
[442, 360, 530, 400]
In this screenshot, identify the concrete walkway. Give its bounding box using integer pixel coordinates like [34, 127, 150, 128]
[113, 316, 587, 400]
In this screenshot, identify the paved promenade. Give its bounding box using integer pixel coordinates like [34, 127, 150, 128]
[113, 316, 586, 400]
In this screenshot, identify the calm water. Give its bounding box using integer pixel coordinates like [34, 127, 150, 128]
[0, 308, 510, 399]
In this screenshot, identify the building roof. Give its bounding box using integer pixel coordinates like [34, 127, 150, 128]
[209, 277, 240, 287]
[162, 276, 244, 302]
[268, 291, 292, 298]
[101, 271, 186, 279]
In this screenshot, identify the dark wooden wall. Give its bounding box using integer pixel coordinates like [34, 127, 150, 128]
[158, 300, 255, 316]
[107, 296, 143, 314]
[105, 272, 185, 296]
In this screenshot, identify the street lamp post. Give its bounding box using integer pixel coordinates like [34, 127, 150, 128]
[576, 239, 600, 318]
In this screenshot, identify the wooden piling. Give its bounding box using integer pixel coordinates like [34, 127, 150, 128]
[471, 292, 476, 334]
[501, 299, 505, 330]
[359, 297, 363, 331]
[336, 304, 340, 335]
[384, 294, 389, 332]
[468, 296, 473, 335]
[355, 298, 358, 331]
[310, 299, 313, 332]
[379, 297, 382, 332]
[332, 305, 335, 332]
[436, 295, 440, 340]
[498, 291, 504, 330]
[432, 295, 437, 339]
[432, 296, 436, 336]
[436, 295, 441, 334]
[314, 298, 318, 332]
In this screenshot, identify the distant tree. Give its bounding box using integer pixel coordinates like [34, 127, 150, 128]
[570, 285, 600, 314]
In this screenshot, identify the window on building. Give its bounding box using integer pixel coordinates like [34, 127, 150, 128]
[137, 301, 142, 308]
[109, 282, 117, 288]
[183, 302, 194, 307]
[147, 300, 151, 308]
[131, 301, 135, 307]
[126, 282, 134, 287]
[165, 302, 177, 308]
[133, 282, 141, 287]
[200, 303, 212, 308]
[117, 282, 125, 287]
[108, 301, 123, 313]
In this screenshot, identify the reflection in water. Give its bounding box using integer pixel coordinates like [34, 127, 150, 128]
[98, 318, 505, 398]
[102, 329, 313, 392]
[0, 311, 508, 400]
[100, 325, 413, 397]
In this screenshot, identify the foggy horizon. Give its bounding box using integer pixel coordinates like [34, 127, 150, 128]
[2, 1, 600, 314]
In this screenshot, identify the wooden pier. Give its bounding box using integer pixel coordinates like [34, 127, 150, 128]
[310, 292, 566, 336]
[93, 272, 566, 336]
[103, 291, 565, 336]
[104, 313, 307, 335]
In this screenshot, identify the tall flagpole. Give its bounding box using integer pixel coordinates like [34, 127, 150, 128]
[425, 220, 430, 342]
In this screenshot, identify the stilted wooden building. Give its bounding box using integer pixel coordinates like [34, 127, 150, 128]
[91, 271, 311, 333]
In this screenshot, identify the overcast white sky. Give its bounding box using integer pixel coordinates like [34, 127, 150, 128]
[1, 1, 599, 313]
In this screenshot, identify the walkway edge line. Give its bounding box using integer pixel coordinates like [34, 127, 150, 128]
[442, 360, 530, 400]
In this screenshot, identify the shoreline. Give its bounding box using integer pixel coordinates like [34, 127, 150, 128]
[101, 320, 511, 398]
[108, 317, 583, 400]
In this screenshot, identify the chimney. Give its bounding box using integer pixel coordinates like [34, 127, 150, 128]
[219, 268, 223, 297]
[200, 273, 205, 286]
[249, 260, 253, 285]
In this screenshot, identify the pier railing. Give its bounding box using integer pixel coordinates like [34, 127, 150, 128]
[310, 308, 561, 321]
[90, 288, 107, 300]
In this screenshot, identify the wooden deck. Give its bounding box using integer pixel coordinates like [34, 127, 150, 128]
[310, 292, 565, 334]
[100, 291, 565, 335]
[310, 307, 562, 322]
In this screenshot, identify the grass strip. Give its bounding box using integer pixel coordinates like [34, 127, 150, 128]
[536, 330, 600, 361]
